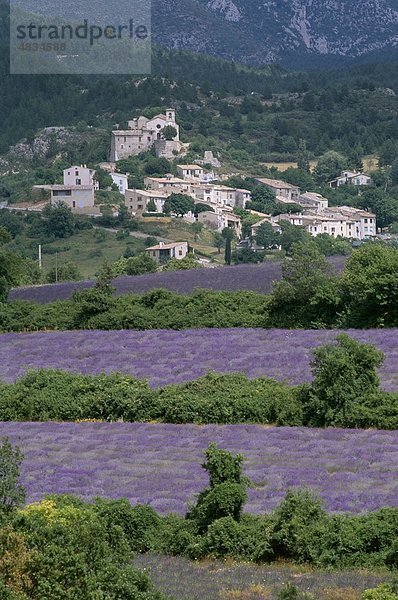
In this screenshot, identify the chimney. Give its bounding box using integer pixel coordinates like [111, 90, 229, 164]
[159, 241, 163, 248]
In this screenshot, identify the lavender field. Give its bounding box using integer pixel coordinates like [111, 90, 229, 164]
[9, 257, 346, 304]
[2, 327, 398, 389]
[1, 422, 398, 514]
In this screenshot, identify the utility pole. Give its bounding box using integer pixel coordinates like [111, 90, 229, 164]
[38, 244, 42, 269]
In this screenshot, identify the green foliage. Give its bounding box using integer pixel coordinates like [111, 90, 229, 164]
[161, 125, 178, 141]
[307, 333, 384, 427]
[45, 261, 82, 283]
[0, 496, 165, 600]
[0, 438, 25, 518]
[314, 151, 348, 184]
[187, 444, 249, 533]
[125, 253, 158, 276]
[340, 244, 398, 327]
[163, 193, 195, 217]
[362, 584, 398, 599]
[41, 203, 75, 239]
[271, 490, 327, 562]
[0, 252, 24, 303]
[255, 221, 279, 249]
[267, 241, 339, 328]
[146, 198, 157, 212]
[162, 254, 202, 271]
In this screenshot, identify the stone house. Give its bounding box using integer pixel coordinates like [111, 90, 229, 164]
[110, 109, 184, 161]
[125, 189, 170, 216]
[256, 178, 300, 202]
[145, 241, 189, 263]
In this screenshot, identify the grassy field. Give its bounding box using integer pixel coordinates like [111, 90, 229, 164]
[262, 155, 379, 173]
[40, 229, 146, 279]
[135, 555, 388, 600]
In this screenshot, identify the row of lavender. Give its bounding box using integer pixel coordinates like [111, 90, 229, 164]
[1, 422, 397, 515]
[9, 258, 347, 304]
[1, 327, 398, 390]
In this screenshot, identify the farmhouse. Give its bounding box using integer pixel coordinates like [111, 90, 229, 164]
[256, 178, 300, 202]
[177, 164, 205, 180]
[125, 189, 170, 216]
[50, 185, 98, 214]
[197, 209, 242, 236]
[145, 241, 189, 263]
[328, 171, 373, 188]
[63, 165, 98, 189]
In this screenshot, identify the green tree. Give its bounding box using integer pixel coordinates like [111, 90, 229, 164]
[247, 185, 276, 214]
[94, 167, 113, 190]
[267, 241, 339, 327]
[272, 489, 326, 562]
[255, 222, 279, 249]
[297, 139, 310, 173]
[390, 158, 398, 186]
[212, 231, 224, 254]
[161, 125, 178, 141]
[340, 244, 398, 327]
[46, 262, 82, 284]
[41, 202, 75, 239]
[146, 198, 157, 213]
[194, 203, 214, 215]
[309, 334, 384, 426]
[125, 253, 157, 276]
[0, 438, 26, 517]
[163, 193, 195, 217]
[0, 251, 24, 303]
[162, 254, 202, 271]
[314, 151, 347, 185]
[187, 444, 249, 533]
[222, 227, 234, 265]
[191, 222, 203, 241]
[279, 221, 312, 254]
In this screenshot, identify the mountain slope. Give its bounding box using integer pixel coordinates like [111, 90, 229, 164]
[152, 0, 398, 66]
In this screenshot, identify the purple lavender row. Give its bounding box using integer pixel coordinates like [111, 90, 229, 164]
[1, 327, 397, 390]
[9, 258, 346, 304]
[1, 422, 397, 515]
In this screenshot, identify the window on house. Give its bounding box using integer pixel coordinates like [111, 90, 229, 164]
[75, 171, 79, 176]
[76, 178, 81, 185]
[72, 201, 76, 208]
[178, 250, 183, 256]
[138, 204, 143, 209]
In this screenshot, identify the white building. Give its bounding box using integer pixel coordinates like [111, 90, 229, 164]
[146, 241, 189, 264]
[194, 185, 251, 209]
[50, 186, 98, 214]
[328, 171, 373, 188]
[177, 164, 205, 180]
[63, 165, 98, 190]
[110, 172, 129, 194]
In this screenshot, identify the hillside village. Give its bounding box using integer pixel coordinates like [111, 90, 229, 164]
[19, 108, 378, 264]
[3, 18, 398, 600]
